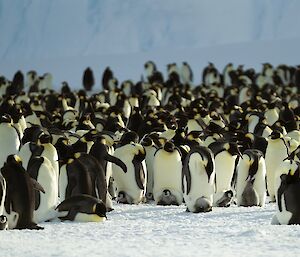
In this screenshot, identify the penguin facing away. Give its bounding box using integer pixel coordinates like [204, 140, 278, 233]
[183, 146, 215, 213]
[272, 160, 300, 225]
[1, 155, 44, 230]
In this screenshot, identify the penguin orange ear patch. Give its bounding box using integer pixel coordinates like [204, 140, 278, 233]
[14, 155, 22, 163]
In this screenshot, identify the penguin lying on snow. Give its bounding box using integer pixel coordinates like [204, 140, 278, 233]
[56, 194, 107, 222]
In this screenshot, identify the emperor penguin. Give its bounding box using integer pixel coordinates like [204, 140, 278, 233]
[272, 160, 300, 225]
[153, 141, 183, 206]
[181, 62, 193, 85]
[182, 146, 215, 213]
[1, 155, 44, 230]
[0, 115, 21, 168]
[209, 141, 241, 207]
[140, 134, 160, 201]
[112, 132, 147, 204]
[27, 156, 59, 223]
[265, 131, 290, 202]
[236, 149, 266, 207]
[56, 194, 107, 222]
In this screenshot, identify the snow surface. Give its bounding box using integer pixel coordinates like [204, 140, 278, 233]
[0, 202, 299, 257]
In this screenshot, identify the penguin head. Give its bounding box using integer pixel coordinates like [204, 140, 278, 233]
[163, 141, 175, 153]
[119, 131, 139, 146]
[227, 142, 242, 157]
[0, 114, 12, 124]
[38, 133, 52, 144]
[269, 130, 283, 140]
[7, 154, 22, 165]
[94, 201, 107, 218]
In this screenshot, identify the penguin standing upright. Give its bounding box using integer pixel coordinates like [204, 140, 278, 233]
[183, 146, 215, 213]
[153, 141, 183, 205]
[209, 141, 240, 207]
[272, 160, 300, 225]
[83, 67, 95, 91]
[140, 134, 160, 201]
[181, 62, 193, 85]
[27, 156, 59, 223]
[236, 149, 266, 207]
[0, 115, 21, 168]
[265, 131, 290, 201]
[112, 132, 146, 204]
[2, 155, 44, 230]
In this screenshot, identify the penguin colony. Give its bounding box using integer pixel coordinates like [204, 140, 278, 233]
[0, 61, 299, 230]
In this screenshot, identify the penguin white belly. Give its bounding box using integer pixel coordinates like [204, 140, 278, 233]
[265, 141, 288, 201]
[0, 125, 20, 167]
[58, 164, 68, 201]
[144, 146, 156, 199]
[214, 153, 236, 193]
[112, 146, 144, 204]
[236, 159, 249, 206]
[153, 151, 183, 204]
[186, 119, 202, 134]
[248, 116, 259, 133]
[252, 158, 267, 207]
[184, 154, 214, 212]
[41, 145, 59, 185]
[264, 109, 279, 126]
[18, 143, 32, 169]
[33, 158, 59, 223]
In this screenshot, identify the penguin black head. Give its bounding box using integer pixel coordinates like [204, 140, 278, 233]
[119, 131, 139, 146]
[39, 134, 52, 144]
[269, 130, 283, 140]
[0, 114, 12, 124]
[140, 136, 153, 147]
[94, 202, 107, 218]
[163, 141, 175, 153]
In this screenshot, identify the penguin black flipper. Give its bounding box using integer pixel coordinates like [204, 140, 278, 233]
[284, 183, 300, 224]
[132, 158, 145, 190]
[59, 208, 78, 221]
[105, 153, 127, 173]
[182, 157, 192, 195]
[277, 174, 288, 212]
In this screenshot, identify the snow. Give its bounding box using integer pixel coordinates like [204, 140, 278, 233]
[0, 202, 299, 257]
